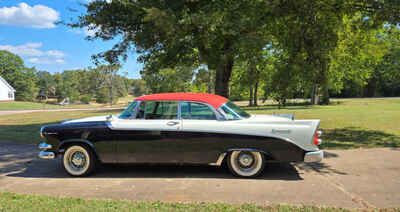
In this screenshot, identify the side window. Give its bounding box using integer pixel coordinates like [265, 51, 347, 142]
[181, 102, 190, 119]
[181, 102, 216, 120]
[137, 101, 178, 119]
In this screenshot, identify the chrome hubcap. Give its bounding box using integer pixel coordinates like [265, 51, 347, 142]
[238, 152, 254, 167]
[70, 152, 86, 168]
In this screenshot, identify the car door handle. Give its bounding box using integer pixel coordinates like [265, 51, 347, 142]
[167, 121, 180, 126]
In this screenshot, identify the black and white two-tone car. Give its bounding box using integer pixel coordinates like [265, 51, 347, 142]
[39, 92, 323, 177]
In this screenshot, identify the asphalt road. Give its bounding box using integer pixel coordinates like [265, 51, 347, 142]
[0, 142, 399, 209]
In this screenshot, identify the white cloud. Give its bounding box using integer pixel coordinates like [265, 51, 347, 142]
[82, 0, 112, 3]
[55, 59, 65, 64]
[0, 42, 43, 56]
[84, 27, 97, 36]
[68, 26, 99, 37]
[27, 58, 40, 63]
[47, 50, 65, 58]
[0, 3, 60, 29]
[0, 42, 66, 65]
[28, 58, 65, 65]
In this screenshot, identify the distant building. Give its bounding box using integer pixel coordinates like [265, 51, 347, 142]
[0, 76, 16, 101]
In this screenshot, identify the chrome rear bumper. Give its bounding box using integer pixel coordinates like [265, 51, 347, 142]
[304, 150, 323, 163]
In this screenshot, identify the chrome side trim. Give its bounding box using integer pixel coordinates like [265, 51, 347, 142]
[304, 150, 323, 163]
[39, 151, 55, 159]
[208, 153, 227, 166]
[39, 142, 52, 150]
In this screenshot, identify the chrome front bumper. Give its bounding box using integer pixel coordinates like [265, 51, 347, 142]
[304, 150, 324, 163]
[39, 151, 55, 159]
[38, 142, 55, 159]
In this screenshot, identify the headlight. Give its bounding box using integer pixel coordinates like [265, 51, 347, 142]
[40, 126, 45, 138]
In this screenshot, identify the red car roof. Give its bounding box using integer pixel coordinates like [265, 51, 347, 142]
[135, 92, 228, 109]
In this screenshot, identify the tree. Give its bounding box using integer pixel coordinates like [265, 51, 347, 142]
[129, 79, 146, 97]
[93, 64, 122, 105]
[55, 70, 81, 102]
[36, 71, 57, 98]
[141, 66, 193, 93]
[69, 0, 273, 97]
[70, 0, 400, 99]
[0, 50, 39, 101]
[192, 68, 214, 94]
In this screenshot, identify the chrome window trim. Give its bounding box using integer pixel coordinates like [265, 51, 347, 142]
[218, 103, 242, 120]
[178, 101, 182, 120]
[119, 100, 141, 120]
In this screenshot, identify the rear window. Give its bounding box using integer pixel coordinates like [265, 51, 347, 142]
[181, 102, 217, 120]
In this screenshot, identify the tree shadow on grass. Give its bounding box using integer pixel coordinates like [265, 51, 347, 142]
[321, 127, 400, 149]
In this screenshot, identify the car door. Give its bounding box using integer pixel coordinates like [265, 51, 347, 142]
[111, 101, 183, 163]
[180, 101, 223, 164]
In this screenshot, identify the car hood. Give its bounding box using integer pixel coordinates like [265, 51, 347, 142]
[61, 115, 109, 124]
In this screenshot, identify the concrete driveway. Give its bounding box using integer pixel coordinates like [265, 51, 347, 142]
[0, 142, 399, 210]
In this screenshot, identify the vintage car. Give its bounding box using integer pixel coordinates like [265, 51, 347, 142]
[39, 93, 323, 177]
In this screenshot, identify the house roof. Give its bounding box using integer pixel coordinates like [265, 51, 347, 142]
[135, 92, 229, 109]
[0, 76, 16, 92]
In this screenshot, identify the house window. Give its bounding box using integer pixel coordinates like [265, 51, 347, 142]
[8, 92, 13, 99]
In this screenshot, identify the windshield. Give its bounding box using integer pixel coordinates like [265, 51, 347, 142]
[221, 101, 251, 120]
[119, 101, 137, 119]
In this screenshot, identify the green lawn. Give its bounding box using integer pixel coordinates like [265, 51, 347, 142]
[0, 109, 121, 143]
[0, 96, 134, 110]
[0, 98, 399, 149]
[242, 98, 400, 149]
[0, 101, 96, 110]
[0, 192, 355, 212]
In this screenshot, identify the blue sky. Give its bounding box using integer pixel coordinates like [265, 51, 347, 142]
[0, 0, 143, 78]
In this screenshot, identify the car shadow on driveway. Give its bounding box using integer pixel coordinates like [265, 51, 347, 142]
[5, 158, 303, 181]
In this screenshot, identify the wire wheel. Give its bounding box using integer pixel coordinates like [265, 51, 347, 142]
[228, 150, 265, 177]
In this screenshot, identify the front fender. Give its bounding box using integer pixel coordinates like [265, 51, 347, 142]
[58, 139, 97, 156]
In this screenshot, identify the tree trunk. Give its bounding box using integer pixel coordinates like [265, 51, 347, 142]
[364, 77, 377, 97]
[311, 83, 317, 105]
[249, 85, 254, 106]
[214, 57, 234, 98]
[254, 81, 258, 106]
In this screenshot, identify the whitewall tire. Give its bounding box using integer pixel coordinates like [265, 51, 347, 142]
[227, 150, 265, 177]
[62, 145, 96, 177]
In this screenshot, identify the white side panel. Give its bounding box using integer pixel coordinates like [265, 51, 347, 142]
[109, 119, 181, 131]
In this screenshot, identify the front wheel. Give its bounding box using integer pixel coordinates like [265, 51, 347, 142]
[62, 145, 96, 177]
[227, 150, 265, 177]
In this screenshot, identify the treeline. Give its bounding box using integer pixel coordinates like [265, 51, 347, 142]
[72, 0, 400, 106]
[0, 50, 146, 103]
[141, 22, 400, 105]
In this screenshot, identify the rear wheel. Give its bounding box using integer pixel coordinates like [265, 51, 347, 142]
[62, 145, 96, 177]
[227, 150, 265, 177]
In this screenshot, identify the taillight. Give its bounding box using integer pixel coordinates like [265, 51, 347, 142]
[313, 130, 322, 146]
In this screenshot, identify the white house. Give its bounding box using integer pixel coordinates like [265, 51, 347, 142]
[0, 76, 16, 101]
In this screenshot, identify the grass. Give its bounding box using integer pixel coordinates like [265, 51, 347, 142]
[242, 98, 400, 149]
[0, 109, 122, 143]
[0, 95, 134, 111]
[0, 98, 399, 149]
[0, 192, 362, 212]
